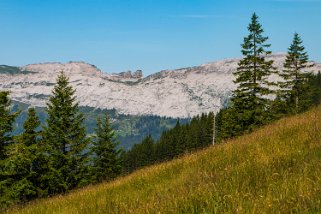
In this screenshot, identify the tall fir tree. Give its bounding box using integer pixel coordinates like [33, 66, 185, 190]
[0, 91, 19, 160]
[91, 114, 121, 183]
[279, 33, 313, 114]
[0, 91, 19, 207]
[229, 13, 275, 135]
[2, 108, 41, 205]
[42, 72, 90, 194]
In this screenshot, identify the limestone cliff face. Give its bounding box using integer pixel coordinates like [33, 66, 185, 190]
[1, 54, 320, 117]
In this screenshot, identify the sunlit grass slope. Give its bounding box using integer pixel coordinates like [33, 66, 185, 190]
[8, 106, 321, 213]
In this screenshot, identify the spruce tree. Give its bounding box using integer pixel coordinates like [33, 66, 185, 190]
[20, 108, 40, 147]
[91, 114, 121, 183]
[138, 135, 154, 166]
[0, 91, 19, 160]
[0, 91, 19, 207]
[2, 108, 40, 204]
[230, 13, 275, 134]
[279, 33, 313, 114]
[42, 72, 90, 194]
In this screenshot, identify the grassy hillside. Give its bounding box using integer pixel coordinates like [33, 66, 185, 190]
[7, 106, 321, 213]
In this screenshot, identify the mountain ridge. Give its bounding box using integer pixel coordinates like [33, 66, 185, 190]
[1, 54, 320, 117]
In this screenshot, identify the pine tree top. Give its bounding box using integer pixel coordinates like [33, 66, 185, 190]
[284, 33, 312, 71]
[21, 108, 41, 147]
[240, 13, 271, 57]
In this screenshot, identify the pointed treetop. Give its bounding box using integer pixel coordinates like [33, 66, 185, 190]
[284, 32, 312, 71]
[23, 108, 40, 132]
[288, 33, 306, 56]
[248, 12, 263, 34]
[252, 12, 258, 21]
[21, 107, 41, 147]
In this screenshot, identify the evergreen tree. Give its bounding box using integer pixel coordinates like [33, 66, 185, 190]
[308, 71, 321, 106]
[20, 108, 40, 147]
[229, 13, 275, 135]
[42, 72, 90, 194]
[270, 93, 291, 120]
[91, 114, 121, 183]
[215, 108, 236, 141]
[31, 139, 53, 198]
[279, 33, 313, 114]
[0, 91, 19, 160]
[206, 112, 215, 145]
[0, 91, 19, 207]
[2, 108, 40, 204]
[139, 135, 155, 166]
[175, 121, 188, 155]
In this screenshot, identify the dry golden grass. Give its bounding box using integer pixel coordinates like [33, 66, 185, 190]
[6, 106, 321, 213]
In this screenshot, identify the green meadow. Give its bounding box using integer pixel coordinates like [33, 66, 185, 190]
[7, 106, 321, 213]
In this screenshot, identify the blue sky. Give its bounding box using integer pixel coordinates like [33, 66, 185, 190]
[0, 0, 320, 75]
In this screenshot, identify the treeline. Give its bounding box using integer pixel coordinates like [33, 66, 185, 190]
[122, 113, 214, 172]
[121, 73, 321, 173]
[0, 73, 121, 208]
[121, 71, 321, 173]
[121, 13, 321, 173]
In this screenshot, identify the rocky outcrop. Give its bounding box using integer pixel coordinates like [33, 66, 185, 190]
[115, 70, 143, 79]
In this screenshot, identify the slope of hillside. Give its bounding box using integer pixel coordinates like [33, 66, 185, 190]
[1, 54, 320, 117]
[7, 106, 321, 213]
